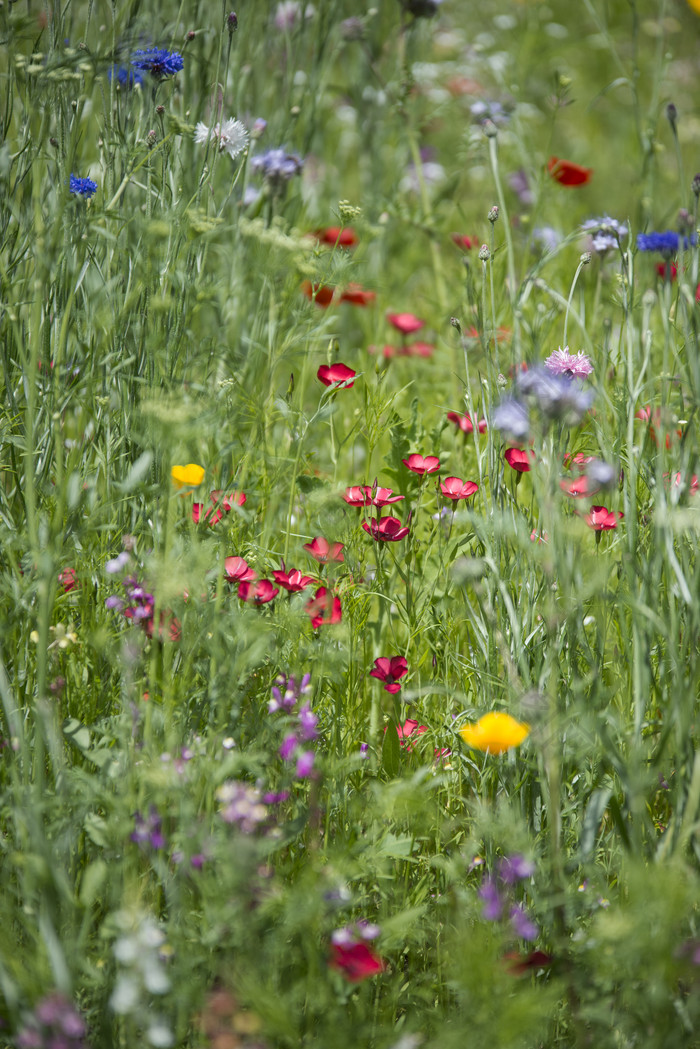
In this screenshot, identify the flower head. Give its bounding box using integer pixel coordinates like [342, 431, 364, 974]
[510, 904, 539, 942]
[131, 47, 184, 79]
[370, 656, 408, 694]
[317, 363, 356, 388]
[329, 941, 384, 982]
[193, 490, 246, 524]
[224, 556, 256, 583]
[305, 586, 342, 628]
[637, 230, 696, 255]
[544, 348, 593, 378]
[447, 411, 487, 435]
[492, 399, 530, 441]
[303, 537, 344, 564]
[362, 516, 409, 542]
[585, 506, 623, 531]
[250, 147, 303, 185]
[314, 226, 358, 248]
[59, 567, 78, 592]
[517, 368, 594, 424]
[194, 118, 248, 159]
[272, 563, 315, 591]
[171, 463, 205, 489]
[547, 156, 593, 186]
[343, 484, 404, 507]
[479, 876, 504, 920]
[440, 476, 479, 501]
[504, 448, 533, 473]
[402, 453, 440, 475]
[237, 579, 279, 604]
[498, 853, 535, 884]
[69, 174, 97, 198]
[387, 312, 425, 335]
[459, 712, 530, 754]
[581, 216, 628, 254]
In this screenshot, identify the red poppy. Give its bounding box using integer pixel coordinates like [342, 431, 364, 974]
[329, 942, 384, 982]
[656, 262, 678, 280]
[224, 556, 257, 583]
[585, 506, 623, 531]
[504, 448, 533, 473]
[317, 363, 356, 388]
[440, 476, 479, 501]
[402, 454, 440, 475]
[339, 283, 376, 306]
[370, 656, 408, 694]
[305, 586, 342, 628]
[314, 226, 358, 248]
[451, 233, 478, 250]
[237, 579, 279, 604]
[447, 411, 487, 435]
[362, 516, 410, 541]
[272, 562, 315, 592]
[301, 281, 336, 307]
[387, 312, 425, 335]
[547, 157, 593, 187]
[303, 537, 345, 564]
[58, 567, 78, 593]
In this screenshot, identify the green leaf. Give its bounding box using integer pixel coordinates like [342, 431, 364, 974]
[381, 722, 400, 779]
[79, 859, 108, 906]
[580, 784, 613, 860]
[117, 451, 153, 492]
[63, 717, 90, 751]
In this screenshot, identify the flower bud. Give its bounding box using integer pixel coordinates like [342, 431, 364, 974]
[488, 205, 499, 224]
[580, 251, 592, 265]
[227, 11, 238, 33]
[693, 173, 700, 198]
[146, 129, 157, 148]
[482, 119, 498, 138]
[478, 244, 491, 262]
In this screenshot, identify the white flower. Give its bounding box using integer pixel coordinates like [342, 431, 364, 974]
[194, 118, 248, 160]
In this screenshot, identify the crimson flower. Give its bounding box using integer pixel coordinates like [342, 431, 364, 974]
[144, 612, 182, 643]
[563, 452, 594, 467]
[301, 281, 335, 307]
[339, 283, 376, 306]
[362, 516, 409, 542]
[305, 586, 342, 628]
[666, 472, 699, 495]
[585, 506, 623, 531]
[272, 562, 315, 591]
[237, 579, 279, 604]
[58, 567, 78, 592]
[303, 537, 344, 563]
[451, 233, 478, 249]
[402, 454, 440, 475]
[560, 475, 595, 498]
[370, 656, 408, 694]
[547, 157, 593, 186]
[402, 341, 434, 358]
[447, 411, 487, 435]
[635, 405, 683, 449]
[317, 363, 356, 388]
[504, 448, 533, 473]
[343, 485, 404, 507]
[193, 490, 246, 524]
[314, 226, 358, 248]
[504, 950, 553, 976]
[224, 556, 256, 583]
[329, 942, 384, 982]
[396, 718, 427, 750]
[440, 476, 479, 501]
[369, 486, 404, 507]
[387, 312, 425, 335]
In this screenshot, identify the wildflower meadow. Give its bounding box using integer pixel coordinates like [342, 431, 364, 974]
[4, 0, 700, 1045]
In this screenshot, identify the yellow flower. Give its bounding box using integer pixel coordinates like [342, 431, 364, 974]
[687, 0, 700, 13]
[171, 463, 205, 489]
[459, 711, 529, 755]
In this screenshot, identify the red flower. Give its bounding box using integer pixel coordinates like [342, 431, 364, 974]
[666, 472, 699, 495]
[339, 283, 375, 306]
[504, 448, 533, 473]
[144, 612, 181, 643]
[329, 942, 384, 982]
[305, 586, 342, 628]
[656, 261, 678, 280]
[303, 537, 344, 564]
[370, 656, 408, 694]
[272, 562, 315, 592]
[193, 490, 246, 524]
[585, 506, 624, 531]
[401, 341, 434, 358]
[387, 312, 425, 335]
[317, 363, 356, 388]
[343, 486, 370, 506]
[237, 579, 279, 604]
[301, 281, 336, 307]
[369, 486, 405, 507]
[440, 476, 479, 501]
[547, 157, 593, 186]
[362, 516, 409, 542]
[343, 485, 404, 507]
[451, 233, 478, 250]
[560, 475, 595, 497]
[635, 405, 683, 448]
[563, 452, 594, 467]
[397, 718, 427, 750]
[447, 411, 487, 435]
[314, 227, 358, 248]
[58, 567, 78, 593]
[224, 556, 257, 583]
[402, 454, 440, 475]
[504, 950, 553, 975]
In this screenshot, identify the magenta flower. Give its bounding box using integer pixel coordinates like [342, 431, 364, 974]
[447, 411, 488, 435]
[362, 516, 409, 541]
[237, 579, 279, 604]
[560, 475, 595, 497]
[272, 562, 315, 591]
[387, 311, 425, 334]
[296, 750, 315, 778]
[585, 505, 624, 530]
[544, 347, 593, 377]
[504, 448, 533, 473]
[193, 489, 246, 525]
[402, 453, 440, 475]
[224, 556, 257, 583]
[305, 586, 342, 628]
[303, 537, 344, 563]
[317, 363, 356, 388]
[343, 484, 405, 507]
[370, 656, 408, 694]
[329, 941, 384, 982]
[440, 476, 479, 501]
[343, 485, 370, 506]
[58, 567, 78, 592]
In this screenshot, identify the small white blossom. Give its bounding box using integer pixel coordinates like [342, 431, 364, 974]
[194, 118, 248, 160]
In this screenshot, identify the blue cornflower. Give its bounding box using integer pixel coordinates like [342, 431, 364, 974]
[517, 367, 594, 425]
[108, 65, 144, 88]
[250, 147, 303, 186]
[637, 231, 696, 256]
[492, 398, 530, 441]
[69, 174, 97, 198]
[131, 47, 184, 79]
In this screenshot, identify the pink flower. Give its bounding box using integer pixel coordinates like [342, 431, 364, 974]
[343, 486, 370, 506]
[317, 363, 356, 388]
[402, 454, 440, 475]
[193, 490, 246, 524]
[329, 941, 384, 982]
[237, 579, 279, 604]
[342, 485, 404, 507]
[585, 506, 624, 531]
[362, 516, 409, 542]
[303, 537, 344, 564]
[504, 448, 533, 473]
[387, 312, 425, 335]
[544, 348, 593, 378]
[305, 586, 342, 628]
[58, 567, 78, 592]
[560, 475, 595, 497]
[224, 556, 257, 583]
[272, 562, 315, 591]
[369, 656, 408, 694]
[400, 341, 434, 358]
[396, 718, 427, 751]
[451, 233, 478, 250]
[447, 411, 487, 435]
[440, 476, 479, 501]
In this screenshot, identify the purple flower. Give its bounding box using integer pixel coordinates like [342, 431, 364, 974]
[131, 47, 183, 79]
[479, 877, 504, 920]
[269, 672, 311, 712]
[216, 781, 268, 832]
[298, 702, 319, 741]
[509, 168, 534, 206]
[17, 993, 87, 1049]
[250, 148, 303, 186]
[492, 398, 530, 441]
[498, 854, 535, 884]
[130, 805, 166, 850]
[295, 750, 315, 778]
[510, 904, 538, 941]
[106, 551, 131, 574]
[544, 348, 593, 378]
[517, 367, 594, 424]
[279, 733, 298, 761]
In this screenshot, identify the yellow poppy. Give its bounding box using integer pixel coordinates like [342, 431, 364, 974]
[459, 711, 529, 755]
[171, 463, 205, 489]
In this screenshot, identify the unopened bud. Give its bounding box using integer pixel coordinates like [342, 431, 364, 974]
[187, 30, 196, 41]
[488, 205, 499, 224]
[666, 102, 677, 132]
[227, 11, 238, 33]
[146, 129, 157, 148]
[482, 119, 498, 138]
[693, 173, 700, 198]
[678, 208, 692, 234]
[478, 244, 491, 262]
[450, 317, 462, 334]
[580, 251, 592, 265]
[156, 104, 164, 115]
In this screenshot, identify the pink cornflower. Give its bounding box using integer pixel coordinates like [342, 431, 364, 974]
[544, 348, 593, 378]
